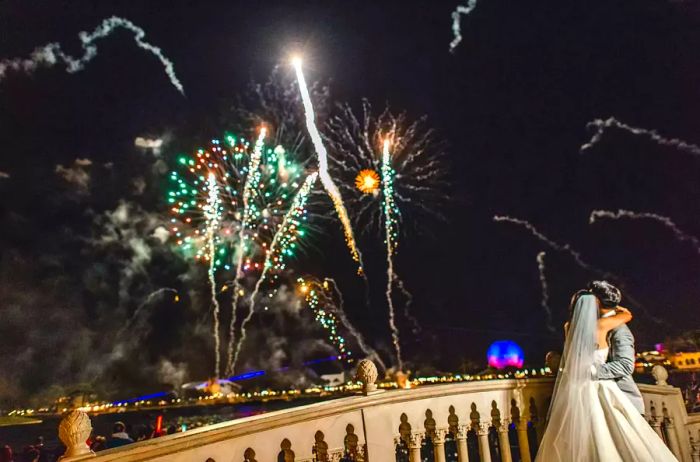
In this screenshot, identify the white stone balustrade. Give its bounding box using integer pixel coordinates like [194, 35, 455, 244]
[57, 365, 700, 462]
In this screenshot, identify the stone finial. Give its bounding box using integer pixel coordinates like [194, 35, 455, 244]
[355, 359, 378, 394]
[58, 410, 94, 459]
[651, 365, 669, 386]
[545, 351, 561, 373]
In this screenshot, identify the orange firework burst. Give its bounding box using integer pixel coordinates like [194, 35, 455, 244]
[355, 169, 380, 195]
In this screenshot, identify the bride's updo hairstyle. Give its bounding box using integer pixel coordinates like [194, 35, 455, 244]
[588, 280, 622, 308]
[568, 289, 592, 316]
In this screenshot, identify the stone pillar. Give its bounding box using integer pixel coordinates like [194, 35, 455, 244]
[515, 417, 531, 462]
[455, 425, 470, 462]
[663, 417, 682, 460]
[476, 423, 492, 462]
[690, 434, 700, 462]
[58, 410, 94, 460]
[497, 418, 512, 462]
[408, 432, 424, 462]
[649, 415, 665, 441]
[433, 429, 447, 462]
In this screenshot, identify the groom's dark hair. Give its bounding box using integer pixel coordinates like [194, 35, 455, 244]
[588, 280, 621, 308]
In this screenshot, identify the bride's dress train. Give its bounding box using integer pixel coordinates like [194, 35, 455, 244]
[586, 348, 676, 461]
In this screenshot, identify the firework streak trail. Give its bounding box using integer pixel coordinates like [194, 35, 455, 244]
[493, 215, 666, 325]
[382, 140, 403, 369]
[231, 172, 319, 373]
[590, 209, 700, 255]
[580, 117, 700, 156]
[395, 278, 420, 334]
[117, 288, 178, 338]
[324, 278, 387, 371]
[536, 251, 555, 332]
[0, 16, 184, 94]
[494, 215, 609, 275]
[225, 128, 267, 376]
[292, 57, 365, 275]
[450, 0, 478, 52]
[205, 173, 223, 378]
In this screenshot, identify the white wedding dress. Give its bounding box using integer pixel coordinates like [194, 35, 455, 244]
[535, 295, 677, 461]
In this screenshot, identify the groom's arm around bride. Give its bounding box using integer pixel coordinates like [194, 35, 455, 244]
[594, 321, 646, 414]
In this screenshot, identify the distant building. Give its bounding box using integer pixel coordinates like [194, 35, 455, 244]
[320, 372, 345, 386]
[635, 350, 700, 373]
[669, 352, 700, 371]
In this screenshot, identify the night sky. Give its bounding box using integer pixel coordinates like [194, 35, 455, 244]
[1, 0, 700, 404]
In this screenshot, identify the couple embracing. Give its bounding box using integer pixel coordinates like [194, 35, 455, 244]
[536, 281, 677, 461]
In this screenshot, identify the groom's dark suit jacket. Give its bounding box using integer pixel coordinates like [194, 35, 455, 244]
[595, 323, 645, 414]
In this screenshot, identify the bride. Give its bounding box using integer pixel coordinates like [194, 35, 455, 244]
[535, 288, 677, 461]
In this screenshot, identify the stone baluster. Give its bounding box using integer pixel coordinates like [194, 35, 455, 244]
[662, 416, 682, 460]
[650, 416, 665, 441]
[243, 448, 257, 462]
[476, 423, 492, 462]
[528, 398, 543, 446]
[58, 410, 94, 460]
[433, 429, 448, 462]
[407, 432, 424, 462]
[514, 417, 531, 462]
[648, 402, 665, 441]
[313, 431, 328, 462]
[280, 438, 295, 462]
[496, 418, 512, 462]
[455, 425, 470, 462]
[690, 434, 700, 462]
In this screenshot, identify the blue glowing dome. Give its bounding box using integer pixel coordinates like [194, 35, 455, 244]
[487, 340, 524, 369]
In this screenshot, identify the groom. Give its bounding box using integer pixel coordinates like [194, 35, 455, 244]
[589, 280, 645, 415]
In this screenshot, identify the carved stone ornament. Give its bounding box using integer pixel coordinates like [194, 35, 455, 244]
[58, 410, 94, 459]
[355, 359, 379, 394]
[651, 365, 669, 386]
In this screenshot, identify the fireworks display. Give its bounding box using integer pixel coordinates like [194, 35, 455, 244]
[167, 133, 307, 269]
[325, 99, 447, 235]
[231, 66, 330, 160]
[205, 173, 224, 378]
[292, 57, 365, 275]
[232, 172, 319, 374]
[450, 0, 479, 52]
[355, 169, 380, 195]
[324, 99, 445, 370]
[6, 0, 699, 417]
[580, 117, 700, 157]
[322, 277, 387, 371]
[0, 16, 184, 94]
[382, 139, 403, 370]
[226, 128, 268, 376]
[296, 277, 353, 362]
[590, 209, 700, 255]
[168, 130, 313, 376]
